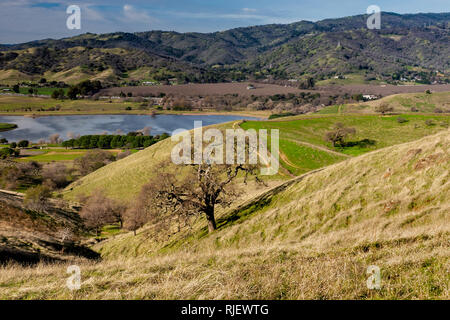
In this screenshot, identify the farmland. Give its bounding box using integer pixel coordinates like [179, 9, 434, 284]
[0, 94, 269, 118]
[100, 82, 309, 97]
[101, 82, 450, 98]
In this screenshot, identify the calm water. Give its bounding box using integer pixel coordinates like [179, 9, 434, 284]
[0, 114, 259, 142]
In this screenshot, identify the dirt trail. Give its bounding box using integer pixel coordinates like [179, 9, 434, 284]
[286, 138, 351, 158]
[233, 121, 292, 177]
[279, 151, 301, 169]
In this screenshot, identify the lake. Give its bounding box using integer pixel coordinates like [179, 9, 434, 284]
[0, 114, 259, 142]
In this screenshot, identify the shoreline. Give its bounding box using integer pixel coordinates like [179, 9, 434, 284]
[0, 110, 269, 120]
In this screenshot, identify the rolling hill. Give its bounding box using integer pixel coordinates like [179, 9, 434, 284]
[62, 113, 450, 202]
[2, 128, 448, 299]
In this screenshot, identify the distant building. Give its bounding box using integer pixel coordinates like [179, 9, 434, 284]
[363, 94, 379, 101]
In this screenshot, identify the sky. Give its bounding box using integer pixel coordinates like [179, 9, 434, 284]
[0, 0, 448, 44]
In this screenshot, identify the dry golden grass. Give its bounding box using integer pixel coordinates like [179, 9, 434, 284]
[344, 91, 450, 113]
[1, 130, 448, 299]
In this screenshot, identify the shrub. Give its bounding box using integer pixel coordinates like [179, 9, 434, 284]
[397, 117, 409, 124]
[74, 149, 115, 176]
[0, 148, 16, 159]
[375, 104, 394, 114]
[425, 120, 435, 126]
[79, 192, 125, 236]
[18, 140, 29, 148]
[116, 150, 132, 160]
[42, 163, 71, 189]
[325, 123, 356, 147]
[24, 185, 52, 212]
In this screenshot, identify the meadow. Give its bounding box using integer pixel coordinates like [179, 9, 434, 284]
[16, 148, 125, 163]
[1, 129, 448, 299]
[241, 114, 449, 174]
[60, 111, 450, 204]
[0, 95, 268, 118]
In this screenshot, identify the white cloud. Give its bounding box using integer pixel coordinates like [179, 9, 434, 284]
[123, 4, 153, 24]
[242, 8, 257, 13]
[168, 11, 296, 25]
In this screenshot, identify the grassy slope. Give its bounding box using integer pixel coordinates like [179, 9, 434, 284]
[1, 129, 448, 299]
[61, 122, 282, 203]
[63, 114, 449, 203]
[318, 92, 450, 114]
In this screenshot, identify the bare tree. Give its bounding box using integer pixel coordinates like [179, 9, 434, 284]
[140, 126, 151, 136]
[325, 122, 356, 147]
[49, 133, 61, 144]
[56, 227, 75, 253]
[123, 206, 148, 236]
[129, 163, 262, 236]
[74, 150, 115, 176]
[42, 162, 71, 189]
[79, 192, 123, 236]
[375, 103, 394, 115]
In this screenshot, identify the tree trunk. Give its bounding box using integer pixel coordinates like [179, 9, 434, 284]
[205, 207, 217, 233]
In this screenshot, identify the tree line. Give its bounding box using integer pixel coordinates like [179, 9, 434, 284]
[62, 133, 169, 149]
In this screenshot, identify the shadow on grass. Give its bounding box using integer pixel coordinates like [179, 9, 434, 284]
[340, 138, 377, 148]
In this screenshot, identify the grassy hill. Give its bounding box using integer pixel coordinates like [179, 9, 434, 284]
[1, 129, 448, 299]
[318, 91, 450, 114]
[62, 114, 450, 203]
[0, 190, 99, 265]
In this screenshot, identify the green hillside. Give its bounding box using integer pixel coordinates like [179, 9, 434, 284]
[318, 92, 450, 114]
[62, 114, 449, 202]
[2, 129, 448, 299]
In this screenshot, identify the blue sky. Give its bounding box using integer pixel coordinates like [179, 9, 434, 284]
[0, 0, 448, 44]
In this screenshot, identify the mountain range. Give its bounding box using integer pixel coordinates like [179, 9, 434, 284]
[0, 12, 448, 85]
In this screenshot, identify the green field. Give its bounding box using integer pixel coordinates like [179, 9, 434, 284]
[17, 147, 136, 163]
[62, 113, 450, 203]
[0, 95, 269, 118]
[1, 87, 69, 96]
[7, 129, 447, 300]
[0, 95, 141, 114]
[0, 123, 17, 131]
[241, 114, 449, 158]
